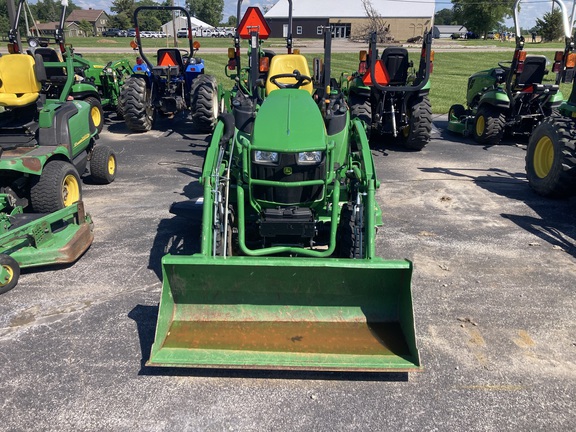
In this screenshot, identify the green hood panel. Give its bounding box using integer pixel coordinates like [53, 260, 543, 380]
[252, 89, 326, 152]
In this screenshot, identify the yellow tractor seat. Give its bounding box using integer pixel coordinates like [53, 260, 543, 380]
[265, 54, 313, 95]
[0, 54, 42, 107]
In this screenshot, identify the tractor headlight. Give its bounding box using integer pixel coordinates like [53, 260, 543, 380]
[253, 151, 279, 163]
[297, 151, 322, 165]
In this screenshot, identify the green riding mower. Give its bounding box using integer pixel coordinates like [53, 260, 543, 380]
[0, 15, 116, 293]
[343, 29, 434, 150]
[118, 6, 219, 133]
[146, 1, 420, 373]
[448, 0, 571, 145]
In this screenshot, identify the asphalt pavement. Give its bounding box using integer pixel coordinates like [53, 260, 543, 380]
[0, 113, 575, 431]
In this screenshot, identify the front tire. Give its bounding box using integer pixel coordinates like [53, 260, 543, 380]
[90, 145, 117, 184]
[474, 105, 505, 145]
[190, 74, 219, 133]
[0, 254, 20, 295]
[120, 76, 155, 132]
[338, 203, 364, 258]
[526, 115, 576, 197]
[400, 95, 432, 151]
[31, 160, 81, 213]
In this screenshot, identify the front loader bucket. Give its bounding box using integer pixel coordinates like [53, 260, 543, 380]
[148, 256, 420, 372]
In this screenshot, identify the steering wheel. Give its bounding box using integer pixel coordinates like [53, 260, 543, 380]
[269, 69, 312, 89]
[498, 61, 512, 72]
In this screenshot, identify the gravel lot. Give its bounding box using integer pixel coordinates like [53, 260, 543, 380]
[0, 113, 575, 431]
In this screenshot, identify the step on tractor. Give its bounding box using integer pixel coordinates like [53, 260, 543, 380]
[344, 29, 434, 151]
[525, 1, 576, 197]
[146, 1, 420, 373]
[119, 6, 220, 133]
[24, 0, 132, 121]
[448, 0, 571, 145]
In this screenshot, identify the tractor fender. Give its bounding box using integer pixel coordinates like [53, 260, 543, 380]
[70, 83, 100, 100]
[547, 92, 564, 107]
[348, 76, 371, 98]
[38, 102, 79, 151]
[132, 63, 151, 75]
[477, 89, 510, 109]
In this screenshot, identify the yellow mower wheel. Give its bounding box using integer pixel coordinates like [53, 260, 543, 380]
[30, 160, 82, 213]
[62, 173, 80, 207]
[0, 254, 20, 295]
[85, 96, 104, 134]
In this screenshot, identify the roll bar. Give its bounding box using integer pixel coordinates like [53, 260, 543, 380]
[368, 30, 432, 93]
[132, 6, 196, 70]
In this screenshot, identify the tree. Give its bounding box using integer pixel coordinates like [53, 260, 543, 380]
[226, 15, 237, 27]
[434, 8, 455, 25]
[186, 0, 224, 26]
[452, 0, 515, 38]
[354, 0, 393, 43]
[78, 19, 93, 36]
[534, 8, 563, 42]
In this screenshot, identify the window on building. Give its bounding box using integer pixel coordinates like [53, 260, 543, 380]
[317, 26, 323, 35]
[297, 26, 303, 35]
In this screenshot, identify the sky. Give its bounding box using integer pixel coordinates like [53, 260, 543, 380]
[49, 0, 563, 29]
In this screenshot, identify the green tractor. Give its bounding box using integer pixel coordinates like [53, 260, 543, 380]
[0, 6, 116, 293]
[448, 0, 571, 145]
[146, 1, 420, 372]
[344, 30, 434, 150]
[525, 2, 576, 197]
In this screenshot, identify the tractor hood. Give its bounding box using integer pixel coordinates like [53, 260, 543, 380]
[252, 89, 326, 152]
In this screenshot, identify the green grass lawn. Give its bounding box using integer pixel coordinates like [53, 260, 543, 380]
[78, 48, 572, 114]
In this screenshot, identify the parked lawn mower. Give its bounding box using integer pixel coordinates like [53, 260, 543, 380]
[448, 0, 570, 145]
[0, 4, 116, 292]
[147, 1, 420, 372]
[525, 1, 576, 197]
[344, 29, 434, 150]
[119, 6, 219, 133]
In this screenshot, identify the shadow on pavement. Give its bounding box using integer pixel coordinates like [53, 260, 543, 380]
[420, 166, 576, 259]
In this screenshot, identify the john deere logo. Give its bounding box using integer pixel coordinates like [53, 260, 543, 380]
[283, 167, 292, 175]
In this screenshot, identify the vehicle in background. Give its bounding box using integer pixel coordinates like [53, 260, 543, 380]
[102, 28, 126, 37]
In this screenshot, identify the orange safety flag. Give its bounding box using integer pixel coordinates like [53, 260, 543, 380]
[159, 52, 177, 67]
[362, 60, 390, 86]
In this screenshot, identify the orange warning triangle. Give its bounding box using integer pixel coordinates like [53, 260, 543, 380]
[159, 52, 176, 67]
[362, 60, 390, 86]
[238, 7, 271, 39]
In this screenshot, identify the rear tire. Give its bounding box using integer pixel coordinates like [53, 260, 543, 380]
[526, 115, 576, 197]
[90, 145, 117, 184]
[448, 104, 466, 121]
[84, 96, 104, 134]
[31, 160, 81, 213]
[0, 254, 20, 295]
[400, 95, 432, 151]
[120, 76, 155, 132]
[473, 105, 505, 145]
[190, 74, 219, 133]
[349, 95, 373, 140]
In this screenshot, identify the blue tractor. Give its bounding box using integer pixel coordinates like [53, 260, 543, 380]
[119, 6, 219, 133]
